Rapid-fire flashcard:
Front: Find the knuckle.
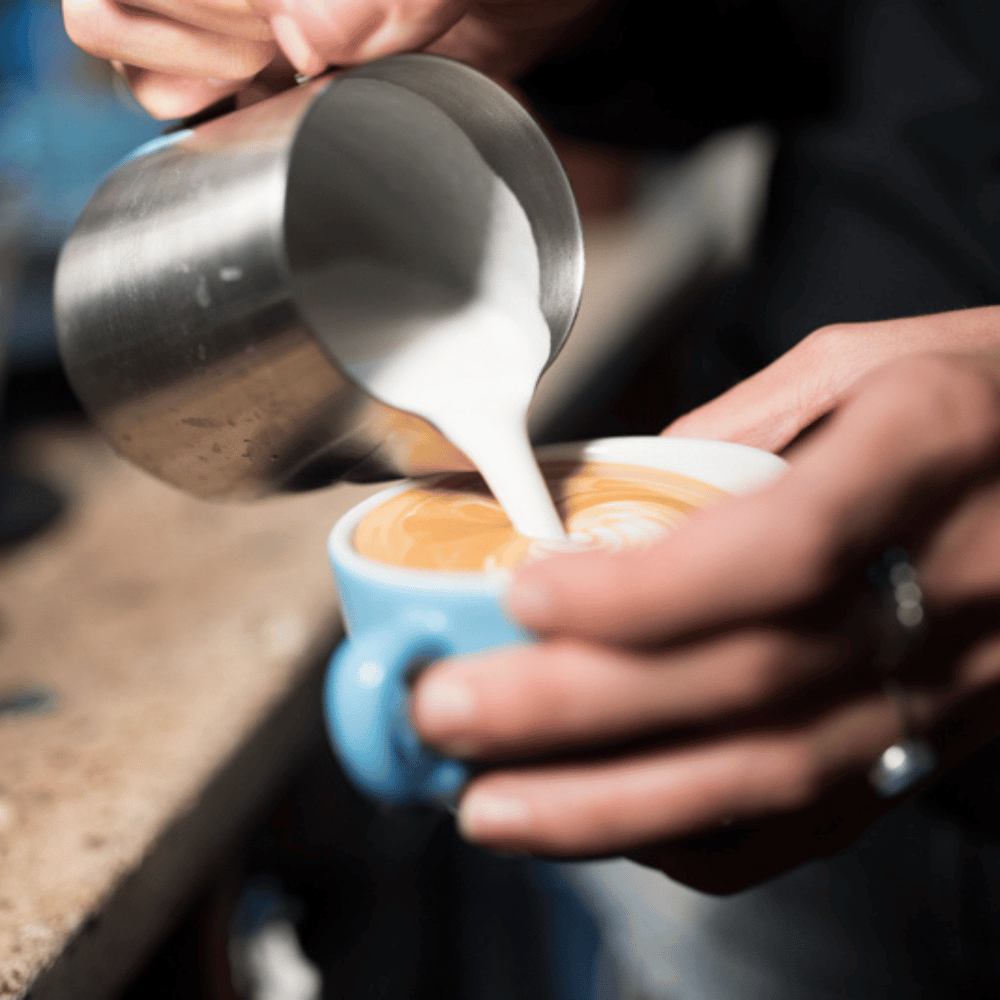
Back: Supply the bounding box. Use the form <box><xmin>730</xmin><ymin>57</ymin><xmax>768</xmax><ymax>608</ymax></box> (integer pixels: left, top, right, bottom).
<box><xmin>809</xmin><ymin>322</ymin><xmax>856</xmax><ymax>361</ymax></box>
<box><xmin>498</xmin><ymin>641</ymin><xmax>582</xmax><ymax>722</ymax></box>
<box><xmin>542</xmin><ymin>638</ymin><xmax>591</xmax><ymax>679</ymax></box>
<box><xmin>727</xmin><ymin>638</ymin><xmax>790</xmax><ymax>707</ymax></box>
<box><xmin>772</xmin><ymin>739</ymin><xmax>823</xmax><ymax>809</ymax></box>
<box><xmin>245</xmin><ymin>38</ymin><xmax>279</xmax><ymax>67</ymax></box>
<box><xmin>938</xmin><ymin>365</ymin><xmax>1000</xmax><ymax>456</ymax></box>
<box><xmin>877</xmin><ymin>355</ymin><xmax>1000</xmax><ymax>458</ymax></box>
<box><xmin>209</xmin><ymin>40</ymin><xmax>275</xmax><ymax>79</ymax></box>
<box><xmin>743</xmin><ymin>736</ymin><xmax>822</xmax><ymax>812</ymax></box>
<box><xmin>776</xmin><ymin>510</ymin><xmax>841</xmax><ymax>601</ymax></box>
<box><xmin>803</xmin><ymin>323</ymin><xmax>864</xmax><ymax>392</ymax></box>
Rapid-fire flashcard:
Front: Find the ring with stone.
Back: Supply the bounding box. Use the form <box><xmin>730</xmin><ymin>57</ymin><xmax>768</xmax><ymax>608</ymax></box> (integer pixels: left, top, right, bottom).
<box><xmin>866</xmin><ymin>548</ymin><xmax>938</xmax><ymax>798</ymax></box>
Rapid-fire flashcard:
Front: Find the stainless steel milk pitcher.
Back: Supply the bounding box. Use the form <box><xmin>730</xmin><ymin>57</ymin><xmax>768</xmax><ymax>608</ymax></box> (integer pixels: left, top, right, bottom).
<box><xmin>54</xmin><ymin>54</ymin><xmax>583</xmax><ymax>500</ymax></box>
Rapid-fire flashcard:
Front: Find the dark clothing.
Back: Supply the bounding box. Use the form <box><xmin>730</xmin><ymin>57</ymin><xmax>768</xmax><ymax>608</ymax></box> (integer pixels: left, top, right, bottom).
<box><xmin>523</xmin><ymin>0</ymin><xmax>1000</xmax><ymax>392</ymax></box>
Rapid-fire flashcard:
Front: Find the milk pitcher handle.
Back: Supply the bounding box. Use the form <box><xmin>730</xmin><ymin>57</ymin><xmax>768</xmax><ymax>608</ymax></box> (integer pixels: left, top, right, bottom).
<box><xmin>324</xmin><ymin>616</ymin><xmax>469</xmax><ymax>806</ymax></box>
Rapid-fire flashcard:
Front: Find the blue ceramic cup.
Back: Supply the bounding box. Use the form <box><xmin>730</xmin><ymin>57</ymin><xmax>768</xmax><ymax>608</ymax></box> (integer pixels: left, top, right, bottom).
<box><xmin>324</xmin><ymin>436</ymin><xmax>786</xmax><ymax>806</ymax></box>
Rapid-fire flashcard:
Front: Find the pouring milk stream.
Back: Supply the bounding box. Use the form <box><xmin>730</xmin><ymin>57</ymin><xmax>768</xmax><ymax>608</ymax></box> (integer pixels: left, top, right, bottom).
<box><xmin>330</xmin><ymin>171</ymin><xmax>567</xmax><ymax>542</ymax></box>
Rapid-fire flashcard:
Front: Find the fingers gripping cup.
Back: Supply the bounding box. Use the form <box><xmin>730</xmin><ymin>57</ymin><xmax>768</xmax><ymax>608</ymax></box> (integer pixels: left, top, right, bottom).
<box><xmin>326</xmin><ymin>514</ymin><xmax>520</xmax><ymax>807</ymax></box>
<box><xmin>324</xmin><ymin>436</ymin><xmax>786</xmax><ymax>806</ymax></box>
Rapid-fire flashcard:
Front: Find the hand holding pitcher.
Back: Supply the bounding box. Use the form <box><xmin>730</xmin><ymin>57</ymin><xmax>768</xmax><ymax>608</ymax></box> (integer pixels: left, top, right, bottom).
<box><xmin>62</xmin><ymin>0</ymin><xmax>601</xmax><ymax>118</ymax></box>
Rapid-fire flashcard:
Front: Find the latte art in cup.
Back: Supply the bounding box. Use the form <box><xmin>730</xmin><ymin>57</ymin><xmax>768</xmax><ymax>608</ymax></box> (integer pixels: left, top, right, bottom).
<box><xmin>353</xmin><ymin>460</ymin><xmax>728</xmax><ymax>572</ymax></box>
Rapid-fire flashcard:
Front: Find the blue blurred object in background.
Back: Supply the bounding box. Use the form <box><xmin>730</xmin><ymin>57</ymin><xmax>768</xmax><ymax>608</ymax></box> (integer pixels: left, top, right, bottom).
<box><xmin>0</xmin><ymin>0</ymin><xmax>166</xmax><ymax>368</ymax></box>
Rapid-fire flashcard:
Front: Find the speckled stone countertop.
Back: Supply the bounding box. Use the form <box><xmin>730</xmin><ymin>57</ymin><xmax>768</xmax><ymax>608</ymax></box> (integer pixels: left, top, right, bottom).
<box><xmin>0</xmin><ymin>426</ymin><xmax>379</xmax><ymax>1000</ymax></box>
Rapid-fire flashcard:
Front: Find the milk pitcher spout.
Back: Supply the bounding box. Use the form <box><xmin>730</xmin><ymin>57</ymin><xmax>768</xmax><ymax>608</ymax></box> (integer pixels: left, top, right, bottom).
<box><xmin>54</xmin><ymin>54</ymin><xmax>583</xmax><ymax>500</ymax></box>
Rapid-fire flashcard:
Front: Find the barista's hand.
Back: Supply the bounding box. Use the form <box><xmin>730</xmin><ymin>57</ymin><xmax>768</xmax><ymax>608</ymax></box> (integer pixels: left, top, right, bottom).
<box><xmin>63</xmin><ymin>0</ymin><xmax>598</xmax><ymax>118</ymax></box>
<box><xmin>412</xmin><ymin>315</ymin><xmax>1000</xmax><ymax>892</ymax></box>
<box><xmin>663</xmin><ymin>306</ymin><xmax>1000</xmax><ymax>453</ymax></box>
<box><xmin>62</xmin><ymin>0</ymin><xmax>280</xmax><ymax>118</ymax></box>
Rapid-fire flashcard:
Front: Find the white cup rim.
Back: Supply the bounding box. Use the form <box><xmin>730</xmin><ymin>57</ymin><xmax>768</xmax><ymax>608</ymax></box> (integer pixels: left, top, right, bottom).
<box><xmin>328</xmin><ymin>435</ymin><xmax>786</xmax><ymax>591</ymax></box>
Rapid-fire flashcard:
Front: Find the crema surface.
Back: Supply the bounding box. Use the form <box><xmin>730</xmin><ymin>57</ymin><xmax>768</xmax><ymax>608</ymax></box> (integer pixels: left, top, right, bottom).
<box><xmin>353</xmin><ymin>460</ymin><xmax>727</xmax><ymax>571</ymax></box>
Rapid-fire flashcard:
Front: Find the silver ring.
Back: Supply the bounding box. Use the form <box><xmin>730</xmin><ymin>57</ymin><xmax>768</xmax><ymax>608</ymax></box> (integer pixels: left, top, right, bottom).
<box><xmin>866</xmin><ymin>548</ymin><xmax>938</xmax><ymax>798</ymax></box>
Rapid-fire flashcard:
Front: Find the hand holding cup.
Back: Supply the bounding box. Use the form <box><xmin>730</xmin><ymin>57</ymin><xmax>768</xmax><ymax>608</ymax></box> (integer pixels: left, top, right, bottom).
<box><xmin>324</xmin><ymin>437</ymin><xmax>784</xmax><ymax>808</ymax></box>
<box><xmin>413</xmin><ymin>344</ymin><xmax>1000</xmax><ymax>892</ymax></box>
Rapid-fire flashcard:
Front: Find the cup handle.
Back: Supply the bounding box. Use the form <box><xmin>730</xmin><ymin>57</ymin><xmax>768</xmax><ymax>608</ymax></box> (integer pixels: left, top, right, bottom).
<box><xmin>324</xmin><ymin>614</ymin><xmax>470</xmax><ymax>806</ymax></box>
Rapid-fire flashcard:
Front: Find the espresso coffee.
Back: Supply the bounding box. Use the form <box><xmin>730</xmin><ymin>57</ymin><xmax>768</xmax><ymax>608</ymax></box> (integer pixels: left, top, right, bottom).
<box><xmin>353</xmin><ymin>460</ymin><xmax>727</xmax><ymax>572</ymax></box>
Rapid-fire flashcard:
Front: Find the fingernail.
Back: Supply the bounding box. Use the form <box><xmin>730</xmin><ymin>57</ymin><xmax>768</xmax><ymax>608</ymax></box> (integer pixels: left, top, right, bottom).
<box><xmin>416</xmin><ymin>675</ymin><xmax>476</xmax><ymax>729</ymax></box>
<box><xmin>506</xmin><ymin>577</ymin><xmax>552</xmax><ymax>623</ymax></box>
<box><xmin>458</xmin><ymin>791</ymin><xmax>531</xmax><ymax>840</ymax></box>
<box><xmin>269</xmin><ymin>14</ymin><xmax>325</xmax><ymax>77</ymax></box>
